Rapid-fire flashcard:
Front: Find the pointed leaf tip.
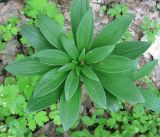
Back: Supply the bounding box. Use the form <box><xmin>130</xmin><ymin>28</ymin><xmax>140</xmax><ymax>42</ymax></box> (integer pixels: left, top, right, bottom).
<box><xmin>92</xmin><ymin>14</ymin><xmax>133</xmax><ymax>48</ymax></box>
<box><xmin>37</xmin><ymin>15</ymin><xmax>65</xmax><ymax>49</ymax></box>
<box><xmin>85</xmin><ymin>45</ymin><xmax>115</xmax><ymax>64</ymax></box>
<box><xmin>112</xmin><ymin>41</ymin><xmax>151</xmax><ymax>59</ymax></box>
<box><xmin>133</xmin><ymin>60</ymin><xmax>158</xmax><ymax>80</ymax></box>
<box><xmin>81</xmin><ymin>65</ymin><xmax>99</xmax><ymax>81</ymax></box>
<box><xmin>71</xmin><ymin>0</ymin><xmax>90</xmax><ymax>45</ymax></box>
<box><xmin>77</xmin><ymin>9</ymin><xmax>94</xmax><ymax>52</ymax></box>
<box><xmin>21</xmin><ymin>25</ymin><xmax>52</xmax><ymax>51</ymax></box>
<box><xmin>5</xmin><ymin>57</ymin><xmax>51</xmax><ymax>76</ymax></box>
<box><xmin>65</xmin><ymin>70</ymin><xmax>79</xmax><ymax>100</ymax></box>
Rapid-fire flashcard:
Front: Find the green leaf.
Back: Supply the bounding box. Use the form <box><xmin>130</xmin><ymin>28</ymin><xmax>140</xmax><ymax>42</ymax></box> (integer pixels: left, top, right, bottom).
<box><xmin>71</xmin><ymin>0</ymin><xmax>90</xmax><ymax>45</ymax></box>
<box><xmin>49</xmin><ymin>106</ymin><xmax>61</xmax><ymax>125</ymax></box>
<box><xmin>33</xmin><ymin>49</ymin><xmax>71</xmax><ymax>66</ymax></box>
<box><xmin>1</xmin><ymin>85</ymin><xmax>26</xmax><ymax>115</ymax></box>
<box><xmin>28</xmin><ymin>111</ymin><xmax>49</xmax><ymax>130</ymax></box>
<box><xmin>105</xmin><ymin>91</ymin><xmax>121</xmax><ymax>112</ymax></box>
<box><xmin>141</xmin><ymin>89</ymin><xmax>160</xmax><ymax>112</ymax></box>
<box><xmin>65</xmin><ymin>70</ymin><xmax>79</xmax><ymax>100</ymax></box>
<box><xmin>82</xmin><ymin>76</ymin><xmax>106</xmax><ymax>108</ymax></box>
<box><xmin>92</xmin><ymin>14</ymin><xmax>133</xmax><ymax>48</ymax></box>
<box><xmin>58</xmin><ymin>63</ymin><xmax>75</xmax><ymax>72</ymax></box>
<box><xmin>33</xmin><ymin>69</ymin><xmax>66</xmax><ymax>98</ymax></box>
<box><xmin>133</xmin><ymin>104</ymin><xmax>144</xmax><ymax>117</ymax></box>
<box><xmin>34</xmin><ymin>111</ymin><xmax>49</xmax><ymax>127</ymax></box>
<box><xmin>59</xmin><ymin>87</ymin><xmax>82</xmax><ymax>131</ymax></box>
<box><xmin>79</xmin><ymin>49</ymin><xmax>86</xmax><ymax>61</ymax></box>
<box><xmin>93</xmin><ymin>55</ymin><xmax>137</xmax><ymax>73</ymax></box>
<box><xmin>112</xmin><ymin>41</ymin><xmax>151</xmax><ymax>59</ymax></box>
<box><xmin>81</xmin><ymin>65</ymin><xmax>99</xmax><ymax>81</ymax></box>
<box><xmin>76</xmin><ymin>66</ymin><xmax>81</xmax><ymax>76</ymax></box>
<box><xmin>28</xmin><ymin>119</ymin><xmax>36</xmax><ymax>131</ymax></box>
<box><xmin>85</xmin><ymin>45</ymin><xmax>115</xmax><ymax>64</ymax></box>
<box><xmin>70</xmin><ymin>131</ymin><xmax>85</xmax><ymax>137</ymax></box>
<box><xmin>28</xmin><ymin>0</ymin><xmax>48</xmax><ymax>11</ymax></box>
<box><xmin>37</xmin><ymin>15</ymin><xmax>65</xmax><ymax>49</ymax></box>
<box><xmin>5</xmin><ymin>57</ymin><xmax>51</xmax><ymax>76</ymax></box>
<box><xmin>133</xmin><ymin>60</ymin><xmax>158</xmax><ymax>80</ymax></box>
<box><xmin>61</xmin><ymin>35</ymin><xmax>79</xmax><ymax>60</ymax></box>
<box><xmin>94</xmin><ymin>126</ymin><xmax>108</xmax><ymax>137</ymax></box>
<box><xmin>84</xmin><ymin>129</ymin><xmax>94</xmax><ymax>137</ymax></box>
<box><xmin>81</xmin><ymin>116</ymin><xmax>95</xmax><ymax>126</ymax></box>
<box><xmin>27</xmin><ymin>87</ymin><xmax>62</xmax><ymax>112</ymax></box>
<box><xmin>21</xmin><ymin>25</ymin><xmax>52</xmax><ymax>51</ymax></box>
<box><xmin>77</xmin><ymin>9</ymin><xmax>94</xmax><ymax>52</ymax></box>
<box><xmin>97</xmin><ymin>72</ymin><xmax>145</xmax><ymax>104</ymax></box>
<box><xmin>106</xmin><ymin>118</ymin><xmax>116</xmax><ymax>128</ymax></box>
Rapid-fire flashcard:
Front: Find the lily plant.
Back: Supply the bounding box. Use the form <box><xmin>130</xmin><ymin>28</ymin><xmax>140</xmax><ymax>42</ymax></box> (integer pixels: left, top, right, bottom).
<box><xmin>6</xmin><ymin>0</ymin><xmax>159</xmax><ymax>131</ymax></box>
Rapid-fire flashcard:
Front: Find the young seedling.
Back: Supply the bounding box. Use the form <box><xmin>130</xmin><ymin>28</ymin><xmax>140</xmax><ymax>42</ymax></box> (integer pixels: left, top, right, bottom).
<box><xmin>22</xmin><ymin>0</ymin><xmax>64</xmax><ymax>26</ymax></box>
<box><xmin>141</xmin><ymin>16</ymin><xmax>160</xmax><ymax>42</ymax></box>
<box><xmin>108</xmin><ymin>3</ymin><xmax>128</xmax><ymax>18</ymax></box>
<box><xmin>0</xmin><ymin>16</ymin><xmax>19</xmax><ymax>42</ymax></box>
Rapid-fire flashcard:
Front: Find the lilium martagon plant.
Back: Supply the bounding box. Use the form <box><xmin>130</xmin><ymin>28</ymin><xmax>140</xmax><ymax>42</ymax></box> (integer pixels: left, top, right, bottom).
<box><xmin>6</xmin><ymin>0</ymin><xmax>159</xmax><ymax>131</ymax></box>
